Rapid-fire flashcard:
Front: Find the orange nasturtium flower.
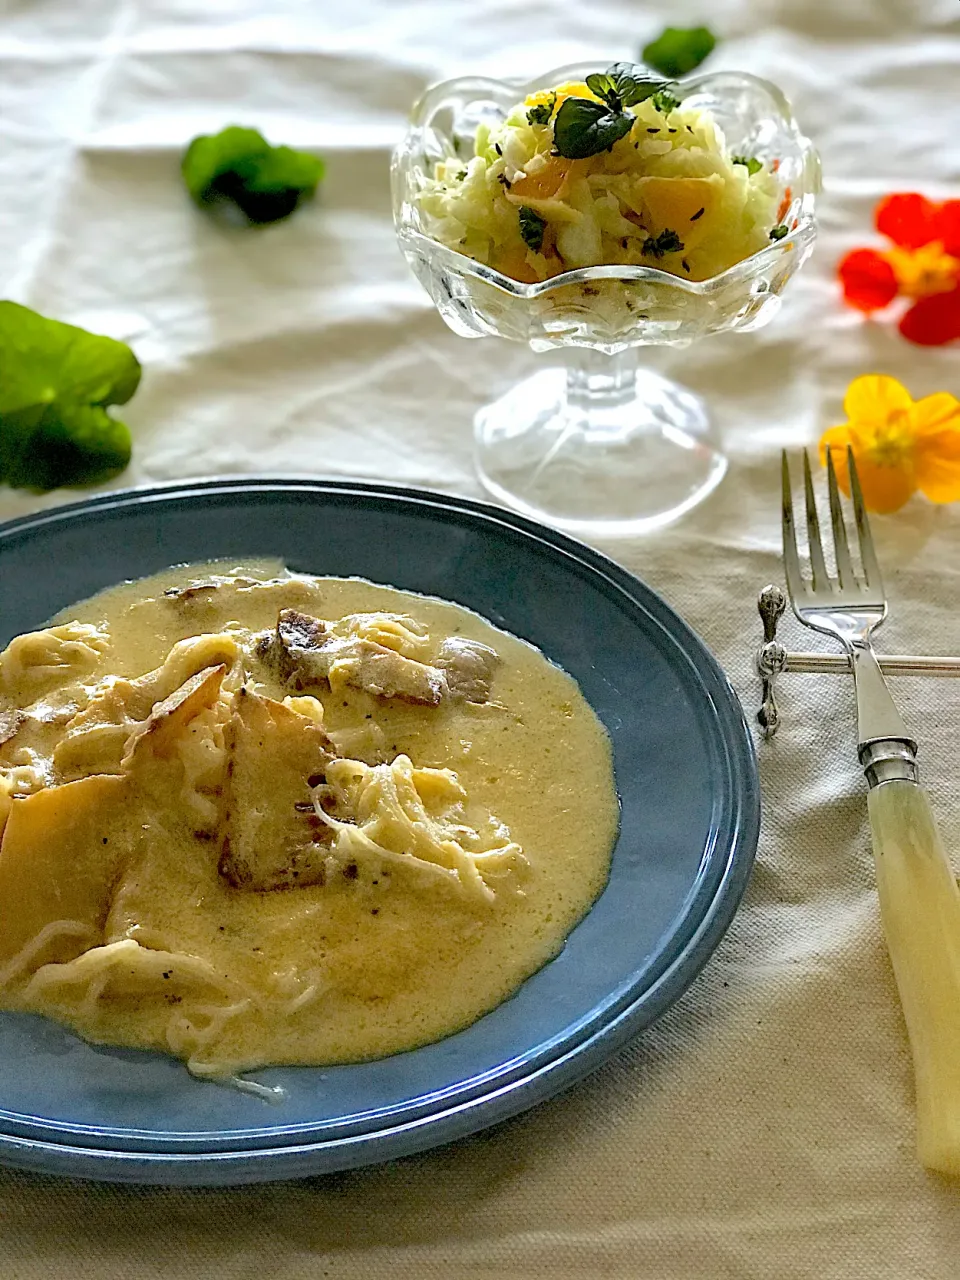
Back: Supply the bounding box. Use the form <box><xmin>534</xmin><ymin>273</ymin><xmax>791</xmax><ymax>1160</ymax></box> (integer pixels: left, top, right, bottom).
<box><xmin>819</xmin><ymin>375</ymin><xmax>960</xmax><ymax>514</ymax></box>
<box><xmin>838</xmin><ymin>193</ymin><xmax>960</xmax><ymax>346</ymax></box>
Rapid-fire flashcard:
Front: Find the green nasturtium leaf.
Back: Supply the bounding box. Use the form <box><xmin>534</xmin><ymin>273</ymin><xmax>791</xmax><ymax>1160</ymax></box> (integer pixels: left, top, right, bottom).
<box><xmin>181</xmin><ymin>125</ymin><xmax>326</xmax><ymax>225</ymax></box>
<box><xmin>642</xmin><ymin>26</ymin><xmax>717</xmax><ymax>78</ymax></box>
<box><xmin>0</xmin><ymin>301</ymin><xmax>139</xmax><ymax>491</ymax></box>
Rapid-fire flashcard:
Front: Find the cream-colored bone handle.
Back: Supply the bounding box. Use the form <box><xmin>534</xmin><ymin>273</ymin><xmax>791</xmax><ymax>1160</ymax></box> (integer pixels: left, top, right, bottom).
<box><xmin>868</xmin><ymin>780</ymin><xmax>960</xmax><ymax>1176</ymax></box>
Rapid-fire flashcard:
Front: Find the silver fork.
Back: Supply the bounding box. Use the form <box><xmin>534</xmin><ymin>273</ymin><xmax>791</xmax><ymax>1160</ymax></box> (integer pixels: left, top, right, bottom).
<box><xmin>782</xmin><ymin>446</ymin><xmax>960</xmax><ymax>1178</ymax></box>
<box><xmin>781</xmin><ymin>446</ymin><xmax>917</xmax><ymax>781</ymax></box>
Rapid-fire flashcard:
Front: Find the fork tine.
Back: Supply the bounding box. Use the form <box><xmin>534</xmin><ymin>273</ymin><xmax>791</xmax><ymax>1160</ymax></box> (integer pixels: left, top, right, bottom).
<box><xmin>802</xmin><ymin>449</ymin><xmax>832</xmax><ymax>592</ymax></box>
<box><xmin>825</xmin><ymin>446</ymin><xmax>856</xmax><ymax>589</ymax></box>
<box><xmin>781</xmin><ymin>451</ymin><xmax>805</xmax><ymax>602</ymax></box>
<box><xmin>847</xmin><ymin>446</ymin><xmax>884</xmax><ymax>592</ymax></box>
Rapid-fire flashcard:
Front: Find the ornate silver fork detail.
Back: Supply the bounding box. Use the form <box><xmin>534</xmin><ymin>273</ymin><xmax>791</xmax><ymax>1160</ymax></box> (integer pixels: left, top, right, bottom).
<box><xmin>782</xmin><ymin>446</ymin><xmax>960</xmax><ymax>1177</ymax></box>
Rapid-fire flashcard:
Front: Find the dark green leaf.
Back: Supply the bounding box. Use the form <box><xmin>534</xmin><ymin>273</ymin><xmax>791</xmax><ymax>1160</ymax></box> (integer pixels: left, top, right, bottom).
<box><xmin>769</xmin><ymin>224</ymin><xmax>789</xmax><ymax>241</ymax></box>
<box><xmin>585</xmin><ymin>72</ymin><xmax>619</xmax><ymax>107</ymax></box>
<box><xmin>2</xmin><ymin>404</ymin><xmax>132</xmax><ymax>490</ymax></box>
<box><xmin>643</xmin><ymin>228</ymin><xmax>684</xmax><ymax>258</ymax></box>
<box><xmin>518</xmin><ymin>206</ymin><xmax>547</xmax><ymax>252</ymax></box>
<box><xmin>181</xmin><ymin>126</ymin><xmax>266</xmax><ymax>198</ymax></box>
<box><xmin>604</xmin><ymin>62</ymin><xmax>666</xmax><ymax>108</ymax></box>
<box><xmin>181</xmin><ymin>125</ymin><xmax>325</xmax><ymax>225</ymax></box>
<box><xmin>642</xmin><ymin>25</ymin><xmax>717</xmax><ymax>78</ymax></box>
<box><xmin>0</xmin><ymin>301</ymin><xmax>138</xmax><ymax>491</ymax></box>
<box><xmin>733</xmin><ymin>155</ymin><xmax>763</xmax><ymax>175</ymax></box>
<box><xmin>651</xmin><ymin>89</ymin><xmax>682</xmax><ymax>114</ymax></box>
<box><xmin>553</xmin><ymin>98</ymin><xmax>635</xmax><ymax>159</ymax></box>
<box><xmin>239</xmin><ymin>145</ymin><xmax>325</xmax><ymax>193</ymax></box>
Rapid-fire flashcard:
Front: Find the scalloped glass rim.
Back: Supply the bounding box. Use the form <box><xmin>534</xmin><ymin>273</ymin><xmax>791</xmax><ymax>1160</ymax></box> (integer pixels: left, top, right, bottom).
<box><xmin>392</xmin><ymin>64</ymin><xmax>821</xmax><ymax>299</ymax></box>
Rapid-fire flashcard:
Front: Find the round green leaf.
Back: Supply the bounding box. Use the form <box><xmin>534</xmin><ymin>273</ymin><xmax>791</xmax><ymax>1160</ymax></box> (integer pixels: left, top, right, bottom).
<box><xmin>553</xmin><ymin>99</ymin><xmax>635</xmax><ymax>159</ymax></box>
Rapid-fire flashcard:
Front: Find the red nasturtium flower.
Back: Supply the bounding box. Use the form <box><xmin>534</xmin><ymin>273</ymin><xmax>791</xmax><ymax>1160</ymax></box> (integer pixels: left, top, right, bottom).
<box><xmin>838</xmin><ymin>193</ymin><xmax>960</xmax><ymax>346</ymax></box>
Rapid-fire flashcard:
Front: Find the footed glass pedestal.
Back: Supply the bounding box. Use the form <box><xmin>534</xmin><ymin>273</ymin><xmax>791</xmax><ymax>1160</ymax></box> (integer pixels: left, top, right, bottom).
<box><xmin>475</xmin><ymin>348</ymin><xmax>727</xmax><ymax>537</ymax></box>
<box><xmin>393</xmin><ymin>63</ymin><xmax>820</xmax><ymax>536</ymax></box>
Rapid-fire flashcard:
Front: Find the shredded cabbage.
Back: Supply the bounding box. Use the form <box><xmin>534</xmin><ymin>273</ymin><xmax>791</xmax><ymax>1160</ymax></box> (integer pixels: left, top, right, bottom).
<box><xmin>417</xmin><ymin>80</ymin><xmax>783</xmax><ymax>283</ymax></box>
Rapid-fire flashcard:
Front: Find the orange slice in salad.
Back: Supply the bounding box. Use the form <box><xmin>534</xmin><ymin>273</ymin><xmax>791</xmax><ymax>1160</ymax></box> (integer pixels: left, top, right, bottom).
<box><xmin>508</xmin><ymin>157</ymin><xmax>576</xmax><ymax>202</ymax></box>
<box><xmin>634</xmin><ymin>175</ymin><xmax>724</xmax><ymax>252</ymax></box>
<box><xmin>492</xmin><ymin>248</ymin><xmax>541</xmax><ymax>283</ymax></box>
<box><xmin>505</xmin><ymin>157</ymin><xmax>587</xmax><ymax>223</ymax></box>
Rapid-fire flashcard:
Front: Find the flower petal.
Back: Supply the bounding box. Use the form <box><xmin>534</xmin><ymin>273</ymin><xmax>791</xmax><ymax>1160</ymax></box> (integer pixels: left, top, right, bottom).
<box><xmin>911</xmin><ymin>391</ymin><xmax>960</xmax><ymax>439</ymax></box>
<box><xmin>875</xmin><ymin>193</ymin><xmax>940</xmax><ymax>248</ymax></box>
<box><xmin>936</xmin><ymin>200</ymin><xmax>960</xmax><ymax>258</ymax></box>
<box><xmin>818</xmin><ymin>421</ymin><xmax>915</xmax><ymax>513</ymax></box>
<box><xmin>843</xmin><ymin>374</ymin><xmax>913</xmax><ymax>429</ymax></box>
<box><xmin>886</xmin><ymin>243</ymin><xmax>960</xmax><ymax>299</ymax></box>
<box><xmin>838</xmin><ymin>248</ymin><xmax>898</xmax><ymax>311</ymax></box>
<box><xmin>911</xmin><ymin>393</ymin><xmax>960</xmax><ymax>504</ymax></box>
<box><xmin>846</xmin><ymin>451</ymin><xmax>916</xmax><ymax>514</ymax></box>
<box><xmin>898</xmin><ymin>288</ymin><xmax>960</xmax><ymax>346</ymax></box>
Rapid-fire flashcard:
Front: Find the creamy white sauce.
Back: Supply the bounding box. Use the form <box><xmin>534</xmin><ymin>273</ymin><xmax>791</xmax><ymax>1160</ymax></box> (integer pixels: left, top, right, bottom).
<box><xmin>0</xmin><ymin>562</ymin><xmax>618</xmax><ymax>1073</ymax></box>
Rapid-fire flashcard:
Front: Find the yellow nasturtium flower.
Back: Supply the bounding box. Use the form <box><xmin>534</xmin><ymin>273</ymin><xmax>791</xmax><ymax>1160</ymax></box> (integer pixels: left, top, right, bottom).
<box><xmin>819</xmin><ymin>375</ymin><xmax>960</xmax><ymax>514</ymax></box>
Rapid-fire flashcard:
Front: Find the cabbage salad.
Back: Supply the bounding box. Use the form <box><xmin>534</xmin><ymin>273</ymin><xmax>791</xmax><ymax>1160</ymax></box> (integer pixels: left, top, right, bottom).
<box><xmin>417</xmin><ymin>64</ymin><xmax>787</xmax><ymax>284</ymax></box>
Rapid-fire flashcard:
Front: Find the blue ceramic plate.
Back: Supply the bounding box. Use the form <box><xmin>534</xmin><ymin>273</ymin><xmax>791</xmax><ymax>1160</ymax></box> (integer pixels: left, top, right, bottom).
<box><xmin>0</xmin><ymin>480</ymin><xmax>759</xmax><ymax>1185</ymax></box>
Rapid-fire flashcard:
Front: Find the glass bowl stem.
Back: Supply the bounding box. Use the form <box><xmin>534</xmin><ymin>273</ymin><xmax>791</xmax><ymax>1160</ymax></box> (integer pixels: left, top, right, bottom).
<box><xmin>474</xmin><ymin>346</ymin><xmax>728</xmax><ymax>537</ymax></box>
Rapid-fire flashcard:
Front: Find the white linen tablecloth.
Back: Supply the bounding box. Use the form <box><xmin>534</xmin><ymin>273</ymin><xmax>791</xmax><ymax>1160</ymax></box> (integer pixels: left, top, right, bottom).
<box><xmin>2</xmin><ymin>1</ymin><xmax>960</xmax><ymax>1275</ymax></box>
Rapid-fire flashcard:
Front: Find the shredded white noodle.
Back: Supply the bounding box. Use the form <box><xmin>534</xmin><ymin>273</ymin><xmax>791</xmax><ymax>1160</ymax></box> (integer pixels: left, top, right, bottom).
<box><xmin>18</xmin><ymin>938</ymin><xmax>261</xmax><ymax>1078</ymax></box>
<box><xmin>314</xmin><ymin>754</ymin><xmax>527</xmax><ymax>906</ymax></box>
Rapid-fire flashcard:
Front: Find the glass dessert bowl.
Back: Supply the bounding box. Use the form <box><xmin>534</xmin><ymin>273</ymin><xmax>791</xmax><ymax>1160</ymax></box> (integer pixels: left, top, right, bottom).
<box><xmin>392</xmin><ymin>64</ymin><xmax>820</xmax><ymax>536</ymax></box>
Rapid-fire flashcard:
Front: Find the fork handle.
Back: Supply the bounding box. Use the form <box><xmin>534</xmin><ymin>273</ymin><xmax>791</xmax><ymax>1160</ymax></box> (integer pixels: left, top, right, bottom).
<box><xmin>868</xmin><ymin>778</ymin><xmax>960</xmax><ymax>1176</ymax></box>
